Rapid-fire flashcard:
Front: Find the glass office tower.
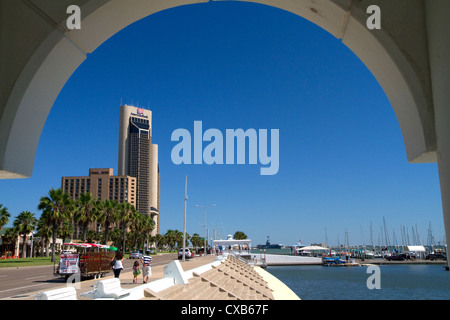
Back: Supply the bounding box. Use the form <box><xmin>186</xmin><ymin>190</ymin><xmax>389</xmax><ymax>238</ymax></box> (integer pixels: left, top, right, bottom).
<box><xmin>118</xmin><ymin>105</ymin><xmax>160</xmax><ymax>236</ymax></box>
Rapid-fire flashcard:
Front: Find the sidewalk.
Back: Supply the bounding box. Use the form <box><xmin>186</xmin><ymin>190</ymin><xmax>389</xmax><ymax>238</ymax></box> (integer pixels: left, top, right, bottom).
<box><xmin>23</xmin><ymin>255</ymin><xmax>217</xmax><ymax>300</ymax></box>
<box><xmin>116</xmin><ymin>255</ymin><xmax>217</xmax><ymax>291</ymax></box>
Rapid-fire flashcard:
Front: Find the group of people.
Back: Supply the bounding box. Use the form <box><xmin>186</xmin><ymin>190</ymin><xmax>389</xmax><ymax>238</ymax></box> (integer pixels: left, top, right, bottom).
<box><xmin>111</xmin><ymin>250</ymin><xmax>153</xmax><ymax>284</ymax></box>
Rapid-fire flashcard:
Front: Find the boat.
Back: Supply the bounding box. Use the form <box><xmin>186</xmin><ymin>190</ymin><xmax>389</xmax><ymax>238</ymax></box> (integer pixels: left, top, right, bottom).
<box><xmin>323</xmin><ymin>256</ymin><xmax>361</xmax><ymax>267</ymax></box>
<box><xmin>256</xmin><ymin>236</ymin><xmax>283</xmax><ymax>250</ymax></box>
<box><xmin>323</xmin><ymin>257</ymin><xmax>347</xmax><ymax>266</ymax></box>
<box><xmin>292</xmin><ymin>245</ymin><xmax>331</xmax><ymax>257</ymax></box>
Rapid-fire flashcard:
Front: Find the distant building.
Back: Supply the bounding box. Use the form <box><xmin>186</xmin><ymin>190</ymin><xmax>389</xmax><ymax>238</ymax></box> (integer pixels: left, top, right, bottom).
<box><xmin>118</xmin><ymin>105</ymin><xmax>160</xmax><ymax>236</ymax></box>
<box><xmin>61</xmin><ymin>168</ymin><xmax>136</xmax><ymax>238</ymax></box>
<box><xmin>62</xmin><ymin>168</ymin><xmax>136</xmax><ymax>205</ymax></box>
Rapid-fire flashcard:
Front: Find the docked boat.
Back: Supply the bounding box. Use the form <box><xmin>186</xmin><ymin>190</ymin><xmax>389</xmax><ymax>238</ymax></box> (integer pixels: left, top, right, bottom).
<box><xmin>256</xmin><ymin>236</ymin><xmax>283</xmax><ymax>250</ymax></box>
<box><xmin>291</xmin><ymin>245</ymin><xmax>331</xmax><ymax>257</ymax></box>
<box><xmin>323</xmin><ymin>256</ymin><xmax>361</xmax><ymax>267</ymax></box>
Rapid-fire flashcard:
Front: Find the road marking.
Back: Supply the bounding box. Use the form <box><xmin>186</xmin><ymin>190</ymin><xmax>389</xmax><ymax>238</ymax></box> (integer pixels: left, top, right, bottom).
<box><xmin>0</xmin><ymin>283</ymin><xmax>49</xmax><ymax>295</ymax></box>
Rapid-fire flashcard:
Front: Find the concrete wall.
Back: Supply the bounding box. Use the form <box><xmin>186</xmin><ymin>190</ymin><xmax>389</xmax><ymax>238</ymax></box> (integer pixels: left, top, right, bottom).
<box><xmin>252</xmin><ymin>253</ymin><xmax>323</xmax><ymax>265</ymax></box>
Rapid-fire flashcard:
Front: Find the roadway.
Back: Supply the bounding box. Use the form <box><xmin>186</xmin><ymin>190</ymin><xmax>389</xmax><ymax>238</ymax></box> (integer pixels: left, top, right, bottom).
<box><xmin>0</xmin><ymin>253</ymin><xmax>178</xmax><ymax>300</ymax></box>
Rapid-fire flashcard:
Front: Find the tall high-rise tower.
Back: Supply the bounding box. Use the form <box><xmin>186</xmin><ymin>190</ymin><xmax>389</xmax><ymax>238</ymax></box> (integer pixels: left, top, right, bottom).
<box><xmin>118</xmin><ymin>105</ymin><xmax>160</xmax><ymax>236</ymax></box>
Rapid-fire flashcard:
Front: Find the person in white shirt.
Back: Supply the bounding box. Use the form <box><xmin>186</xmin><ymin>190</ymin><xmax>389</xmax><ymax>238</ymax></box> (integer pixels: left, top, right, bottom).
<box><xmin>112</xmin><ymin>251</ymin><xmax>124</xmax><ymax>278</ymax></box>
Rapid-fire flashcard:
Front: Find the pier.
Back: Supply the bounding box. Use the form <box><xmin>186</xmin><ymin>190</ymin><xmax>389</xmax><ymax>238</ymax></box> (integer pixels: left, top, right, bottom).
<box><xmin>356</xmin><ymin>259</ymin><xmax>446</xmax><ymax>266</ymax></box>
<box><xmin>248</xmin><ymin>253</ymin><xmax>446</xmax><ymax>267</ymax></box>
<box><xmin>250</xmin><ymin>253</ymin><xmax>322</xmax><ymax>266</ymax></box>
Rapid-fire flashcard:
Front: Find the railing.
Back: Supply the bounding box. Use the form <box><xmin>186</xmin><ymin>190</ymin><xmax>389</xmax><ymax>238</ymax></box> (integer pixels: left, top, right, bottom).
<box><xmin>228</xmin><ymin>251</ymin><xmax>267</xmax><ymax>268</ymax></box>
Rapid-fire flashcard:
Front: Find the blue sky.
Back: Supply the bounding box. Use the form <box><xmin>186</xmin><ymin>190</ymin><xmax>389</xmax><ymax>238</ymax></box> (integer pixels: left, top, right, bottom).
<box><xmin>0</xmin><ymin>1</ymin><xmax>445</xmax><ymax>247</ymax></box>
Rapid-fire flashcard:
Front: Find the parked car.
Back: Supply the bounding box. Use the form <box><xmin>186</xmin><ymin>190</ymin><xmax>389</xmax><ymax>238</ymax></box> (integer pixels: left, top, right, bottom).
<box><xmin>129</xmin><ymin>250</ymin><xmax>143</xmax><ymax>259</ymax></box>
<box><xmin>178</xmin><ymin>248</ymin><xmax>193</xmax><ymax>259</ymax></box>
<box><xmin>386</xmin><ymin>255</ymin><xmax>405</xmax><ymax>261</ymax></box>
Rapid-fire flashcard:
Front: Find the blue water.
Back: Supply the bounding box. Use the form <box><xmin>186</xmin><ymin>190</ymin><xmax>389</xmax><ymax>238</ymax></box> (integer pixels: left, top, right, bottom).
<box><xmin>265</xmin><ymin>264</ymin><xmax>450</xmax><ymax>300</ymax></box>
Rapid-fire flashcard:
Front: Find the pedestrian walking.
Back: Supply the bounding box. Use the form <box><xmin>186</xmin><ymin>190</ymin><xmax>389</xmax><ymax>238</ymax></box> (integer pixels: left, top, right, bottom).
<box><xmin>132</xmin><ymin>260</ymin><xmax>141</xmax><ymax>283</ymax></box>
<box><xmin>112</xmin><ymin>251</ymin><xmax>124</xmax><ymax>278</ymax></box>
<box><xmin>140</xmin><ymin>251</ymin><xmax>153</xmax><ymax>283</ymax></box>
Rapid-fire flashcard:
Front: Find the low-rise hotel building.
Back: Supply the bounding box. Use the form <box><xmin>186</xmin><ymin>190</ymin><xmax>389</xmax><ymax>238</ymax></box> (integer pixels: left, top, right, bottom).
<box><xmin>61</xmin><ymin>168</ymin><xmax>136</xmax><ymax>238</ymax></box>
<box><xmin>61</xmin><ymin>168</ymin><xmax>136</xmax><ymax>205</ymax></box>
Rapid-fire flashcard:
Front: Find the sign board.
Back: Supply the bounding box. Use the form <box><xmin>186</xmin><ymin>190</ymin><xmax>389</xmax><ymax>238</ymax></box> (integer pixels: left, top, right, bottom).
<box><xmin>59</xmin><ymin>254</ymin><xmax>79</xmax><ymax>274</ymax></box>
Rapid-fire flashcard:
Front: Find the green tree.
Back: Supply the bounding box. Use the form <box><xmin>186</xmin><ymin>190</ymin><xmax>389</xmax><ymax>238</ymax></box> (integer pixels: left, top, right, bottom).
<box><xmin>164</xmin><ymin>229</ymin><xmax>178</xmax><ymax>251</ymax></box>
<box><xmin>36</xmin><ymin>217</ymin><xmax>52</xmax><ymax>257</ymax></box>
<box><xmin>128</xmin><ymin>213</ymin><xmax>143</xmax><ymax>250</ymax></box>
<box><xmin>108</xmin><ymin>227</ymin><xmax>123</xmax><ymax>248</ymax></box>
<box><xmin>98</xmin><ymin>200</ymin><xmax>119</xmax><ymax>244</ymax></box>
<box><xmin>118</xmin><ymin>201</ymin><xmax>138</xmax><ymax>252</ymax></box>
<box><xmin>86</xmin><ymin>229</ymin><xmax>100</xmax><ymax>243</ymax></box>
<box><xmin>74</xmin><ymin>192</ymin><xmax>98</xmax><ymax>242</ymax></box>
<box><xmin>154</xmin><ymin>234</ymin><xmax>165</xmax><ymax>251</ymax></box>
<box><xmin>2</xmin><ymin>228</ymin><xmax>18</xmax><ymax>256</ymax></box>
<box><xmin>0</xmin><ymin>204</ymin><xmax>10</xmax><ymax>231</ymax></box>
<box><xmin>233</xmin><ymin>231</ymin><xmax>247</xmax><ymax>240</ymax></box>
<box><xmin>59</xmin><ymin>218</ymin><xmax>74</xmax><ymax>243</ymax></box>
<box><xmin>191</xmin><ymin>233</ymin><xmax>203</xmax><ymax>249</ymax></box>
<box><xmin>13</xmin><ymin>211</ymin><xmax>37</xmax><ymax>258</ymax></box>
<box><xmin>38</xmin><ymin>188</ymin><xmax>72</xmax><ymax>262</ymax></box>
<box><xmin>140</xmin><ymin>214</ymin><xmax>155</xmax><ymax>252</ymax></box>
<box><xmin>163</xmin><ymin>229</ymin><xmax>184</xmax><ymax>250</ymax></box>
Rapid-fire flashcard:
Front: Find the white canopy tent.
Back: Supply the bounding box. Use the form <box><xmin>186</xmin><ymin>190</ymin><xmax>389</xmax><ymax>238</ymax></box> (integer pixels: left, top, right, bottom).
<box><xmin>212</xmin><ymin>235</ymin><xmax>251</xmax><ymax>254</ymax></box>
<box><xmin>405</xmin><ymin>245</ymin><xmax>427</xmax><ymax>259</ymax></box>
<box><xmin>405</xmin><ymin>245</ymin><xmax>426</xmax><ymax>252</ymax></box>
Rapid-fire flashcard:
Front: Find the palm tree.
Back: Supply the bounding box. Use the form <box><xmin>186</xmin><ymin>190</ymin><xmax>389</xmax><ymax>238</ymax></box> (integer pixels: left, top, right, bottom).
<box><xmin>36</xmin><ymin>217</ymin><xmax>52</xmax><ymax>257</ymax></box>
<box><xmin>98</xmin><ymin>200</ymin><xmax>119</xmax><ymax>244</ymax></box>
<box><xmin>74</xmin><ymin>192</ymin><xmax>98</xmax><ymax>242</ymax></box>
<box><xmin>109</xmin><ymin>227</ymin><xmax>122</xmax><ymax>248</ymax></box>
<box><xmin>191</xmin><ymin>233</ymin><xmax>203</xmax><ymax>250</ymax></box>
<box><xmin>165</xmin><ymin>229</ymin><xmax>183</xmax><ymax>251</ymax></box>
<box><xmin>154</xmin><ymin>234</ymin><xmax>165</xmax><ymax>251</ymax></box>
<box><xmin>37</xmin><ymin>188</ymin><xmax>72</xmax><ymax>262</ymax></box>
<box><xmin>0</xmin><ymin>204</ymin><xmax>10</xmax><ymax>231</ymax></box>
<box><xmin>86</xmin><ymin>230</ymin><xmax>100</xmax><ymax>243</ymax></box>
<box><xmin>140</xmin><ymin>214</ymin><xmax>155</xmax><ymax>252</ymax></box>
<box><xmin>175</xmin><ymin>230</ymin><xmax>184</xmax><ymax>249</ymax></box>
<box><xmin>2</xmin><ymin>228</ymin><xmax>18</xmax><ymax>257</ymax></box>
<box><xmin>118</xmin><ymin>202</ymin><xmax>138</xmax><ymax>252</ymax></box>
<box><xmin>59</xmin><ymin>219</ymin><xmax>74</xmax><ymax>243</ymax></box>
<box><xmin>13</xmin><ymin>211</ymin><xmax>37</xmax><ymax>258</ymax></box>
<box><xmin>128</xmin><ymin>213</ymin><xmax>144</xmax><ymax>250</ymax></box>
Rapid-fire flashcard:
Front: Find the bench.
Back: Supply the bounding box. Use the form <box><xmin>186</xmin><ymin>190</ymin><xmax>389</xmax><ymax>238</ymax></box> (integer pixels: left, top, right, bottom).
<box><xmin>81</xmin><ymin>278</ymin><xmax>131</xmax><ymax>299</ymax></box>
<box><xmin>35</xmin><ymin>286</ymin><xmax>77</xmax><ymax>300</ymax></box>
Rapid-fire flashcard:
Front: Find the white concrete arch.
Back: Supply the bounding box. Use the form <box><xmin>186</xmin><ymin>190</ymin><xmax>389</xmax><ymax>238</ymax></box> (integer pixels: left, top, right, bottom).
<box><xmin>3</xmin><ymin>0</ymin><xmax>450</xmax><ymax>267</ymax></box>
<box><xmin>0</xmin><ymin>0</ymin><xmax>436</xmax><ymax>180</ymax></box>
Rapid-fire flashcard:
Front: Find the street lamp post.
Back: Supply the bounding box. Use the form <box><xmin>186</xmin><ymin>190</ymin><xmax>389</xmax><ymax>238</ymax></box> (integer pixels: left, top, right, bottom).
<box><xmin>194</xmin><ymin>204</ymin><xmax>216</xmax><ymax>256</ymax></box>
<box><xmin>183</xmin><ymin>176</ymin><xmax>187</xmax><ymax>262</ymax></box>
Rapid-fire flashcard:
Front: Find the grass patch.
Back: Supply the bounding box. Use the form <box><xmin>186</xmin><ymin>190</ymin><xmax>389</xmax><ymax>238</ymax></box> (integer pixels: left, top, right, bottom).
<box><xmin>0</xmin><ymin>257</ymin><xmax>56</xmax><ymax>268</ymax></box>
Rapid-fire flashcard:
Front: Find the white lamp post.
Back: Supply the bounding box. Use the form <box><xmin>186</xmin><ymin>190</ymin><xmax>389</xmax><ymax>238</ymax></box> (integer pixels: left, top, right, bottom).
<box><xmin>194</xmin><ymin>204</ymin><xmax>216</xmax><ymax>255</ymax></box>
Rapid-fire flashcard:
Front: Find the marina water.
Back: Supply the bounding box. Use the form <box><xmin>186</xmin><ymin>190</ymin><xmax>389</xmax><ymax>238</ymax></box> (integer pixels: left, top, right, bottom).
<box><xmin>265</xmin><ymin>264</ymin><xmax>450</xmax><ymax>300</ymax></box>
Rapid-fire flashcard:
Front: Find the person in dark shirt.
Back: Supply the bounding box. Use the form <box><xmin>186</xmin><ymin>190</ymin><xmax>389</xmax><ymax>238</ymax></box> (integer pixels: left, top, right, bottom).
<box><xmin>140</xmin><ymin>251</ymin><xmax>153</xmax><ymax>283</ymax></box>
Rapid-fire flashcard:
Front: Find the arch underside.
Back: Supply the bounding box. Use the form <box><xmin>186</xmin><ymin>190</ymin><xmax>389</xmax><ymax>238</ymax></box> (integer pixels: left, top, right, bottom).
<box><xmin>0</xmin><ymin>0</ymin><xmax>436</xmax><ymax>178</ymax></box>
